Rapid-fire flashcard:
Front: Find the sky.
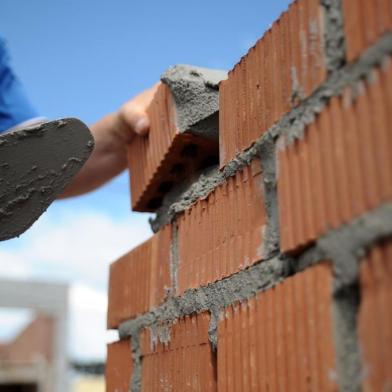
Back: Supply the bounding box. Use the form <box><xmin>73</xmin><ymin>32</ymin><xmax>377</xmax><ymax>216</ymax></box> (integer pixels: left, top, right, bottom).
<box><xmin>0</xmin><ymin>0</ymin><xmax>291</xmax><ymax>361</ymax></box>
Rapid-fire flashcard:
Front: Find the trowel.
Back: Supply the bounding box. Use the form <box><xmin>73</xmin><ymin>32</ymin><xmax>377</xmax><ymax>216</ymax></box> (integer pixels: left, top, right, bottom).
<box><xmin>0</xmin><ymin>118</ymin><xmax>94</xmax><ymax>241</ymax></box>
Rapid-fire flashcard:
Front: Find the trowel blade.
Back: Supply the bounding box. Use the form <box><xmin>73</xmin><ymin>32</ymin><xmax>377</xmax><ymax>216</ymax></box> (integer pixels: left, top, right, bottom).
<box><xmin>0</xmin><ymin>118</ymin><xmax>94</xmax><ymax>241</ymax></box>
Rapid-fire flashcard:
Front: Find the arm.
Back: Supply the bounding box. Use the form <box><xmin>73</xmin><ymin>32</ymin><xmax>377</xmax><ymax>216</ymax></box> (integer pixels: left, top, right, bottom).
<box><xmin>59</xmin><ymin>84</ymin><xmax>158</xmax><ymax>198</ymax></box>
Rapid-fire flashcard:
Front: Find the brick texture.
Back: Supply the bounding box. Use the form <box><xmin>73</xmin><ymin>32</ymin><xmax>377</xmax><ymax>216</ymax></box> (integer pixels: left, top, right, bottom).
<box><xmin>177</xmin><ymin>160</ymin><xmax>266</xmax><ymax>294</ymax></box>
<box><xmin>140</xmin><ymin>313</ymin><xmax>216</xmax><ymax>391</ymax></box>
<box><xmin>342</xmin><ymin>0</ymin><xmax>392</xmax><ymax>62</ymax></box>
<box><xmin>218</xmin><ymin>263</ymin><xmax>336</xmax><ymax>391</ymax></box>
<box><xmin>128</xmin><ymin>82</ymin><xmax>219</xmax><ymax>212</ymax></box>
<box><xmin>359</xmin><ymin>239</ymin><xmax>392</xmax><ymax>391</ymax></box>
<box><xmin>219</xmin><ymin>0</ymin><xmax>326</xmax><ymax>167</ymax></box>
<box><xmin>106</xmin><ymin>340</ymin><xmax>133</xmax><ymax>392</ymax></box>
<box><xmin>107</xmin><ymin>225</ymin><xmax>172</xmax><ymax>328</ymax></box>
<box><xmin>278</xmin><ymin>58</ymin><xmax>392</xmax><ymax>253</ymax></box>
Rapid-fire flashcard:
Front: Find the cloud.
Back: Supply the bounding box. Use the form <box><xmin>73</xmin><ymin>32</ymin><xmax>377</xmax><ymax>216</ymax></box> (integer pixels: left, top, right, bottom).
<box><xmin>0</xmin><ymin>250</ymin><xmax>32</xmax><ymax>279</ymax></box>
<box><xmin>1</xmin><ymin>209</ymin><xmax>152</xmax><ymax>288</ymax></box>
<box><xmin>69</xmin><ymin>283</ymin><xmax>118</xmax><ymax>360</ymax></box>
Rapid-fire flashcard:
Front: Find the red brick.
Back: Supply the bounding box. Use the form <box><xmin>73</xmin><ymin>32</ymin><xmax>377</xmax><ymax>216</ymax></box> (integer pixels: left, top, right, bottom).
<box><xmin>177</xmin><ymin>160</ymin><xmax>266</xmax><ymax>295</ymax></box>
<box><xmin>219</xmin><ymin>0</ymin><xmax>326</xmax><ymax>167</ymax></box>
<box><xmin>278</xmin><ymin>58</ymin><xmax>392</xmax><ymax>253</ymax></box>
<box><xmin>106</xmin><ymin>339</ymin><xmax>133</xmax><ymax>392</ymax></box>
<box><xmin>107</xmin><ymin>225</ymin><xmax>172</xmax><ymax>328</ymax></box>
<box><xmin>128</xmin><ymin>65</ymin><xmax>226</xmax><ymax>212</ymax></box>
<box><xmin>342</xmin><ymin>0</ymin><xmax>392</xmax><ymax>62</ymax></box>
<box><xmin>140</xmin><ymin>313</ymin><xmax>216</xmax><ymax>391</ymax></box>
<box><xmin>218</xmin><ymin>263</ymin><xmax>337</xmax><ymax>391</ymax></box>
<box><xmin>358</xmin><ymin>239</ymin><xmax>392</xmax><ymax>391</ymax></box>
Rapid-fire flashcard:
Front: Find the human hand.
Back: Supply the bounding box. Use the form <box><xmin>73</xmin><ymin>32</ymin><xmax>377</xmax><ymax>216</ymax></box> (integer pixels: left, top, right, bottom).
<box><xmin>59</xmin><ymin>84</ymin><xmax>158</xmax><ymax>198</ymax></box>
<box><xmin>115</xmin><ymin>83</ymin><xmax>159</xmax><ymax>143</ymax></box>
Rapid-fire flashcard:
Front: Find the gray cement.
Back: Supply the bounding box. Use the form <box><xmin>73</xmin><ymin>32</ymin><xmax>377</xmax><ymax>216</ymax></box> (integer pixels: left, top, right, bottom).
<box><xmin>296</xmin><ymin>203</ymin><xmax>392</xmax><ymax>291</ymax></box>
<box><xmin>332</xmin><ymin>285</ymin><xmax>362</xmax><ymax>392</ymax></box>
<box><xmin>161</xmin><ymin>64</ymin><xmax>227</xmax><ymax>139</ymax></box>
<box><xmin>169</xmin><ymin>222</ymin><xmax>179</xmax><ymax>294</ymax></box>
<box><xmin>321</xmin><ymin>0</ymin><xmax>347</xmax><ymax>72</ymax></box>
<box><xmin>130</xmin><ymin>335</ymin><xmax>141</xmax><ymax>392</ymax></box>
<box><xmin>258</xmin><ymin>135</ymin><xmax>280</xmax><ymax>259</ymax></box>
<box><xmin>119</xmin><ymin>255</ymin><xmax>292</xmax><ymax>340</ymax></box>
<box><xmin>149</xmin><ymin>165</ymin><xmax>224</xmax><ymax>232</ymax></box>
<box><xmin>0</xmin><ymin>118</ymin><xmax>93</xmax><ymax>241</ymax></box>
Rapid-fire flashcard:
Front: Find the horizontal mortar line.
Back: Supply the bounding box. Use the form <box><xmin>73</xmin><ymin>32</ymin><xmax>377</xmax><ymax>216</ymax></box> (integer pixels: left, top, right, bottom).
<box><xmin>119</xmin><ymin>202</ymin><xmax>392</xmax><ymax>339</ymax></box>
<box><xmin>118</xmin><ymin>254</ymin><xmax>291</xmax><ymax>339</ymax></box>
<box><xmin>279</xmin><ymin>32</ymin><xmax>392</xmax><ymax>144</ymax></box>
<box><xmin>296</xmin><ymin>202</ymin><xmax>392</xmax><ymax>292</ymax></box>
<box><xmin>152</xmin><ymin>32</ymin><xmax>392</xmax><ymax>232</ymax></box>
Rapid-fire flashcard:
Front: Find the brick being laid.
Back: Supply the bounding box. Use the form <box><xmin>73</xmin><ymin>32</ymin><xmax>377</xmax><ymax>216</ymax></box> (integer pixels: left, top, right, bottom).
<box><xmin>358</xmin><ymin>238</ymin><xmax>392</xmax><ymax>391</ymax></box>
<box><xmin>342</xmin><ymin>0</ymin><xmax>392</xmax><ymax>62</ymax></box>
<box><xmin>219</xmin><ymin>0</ymin><xmax>326</xmax><ymax>167</ymax></box>
<box><xmin>217</xmin><ymin>262</ymin><xmax>337</xmax><ymax>391</ymax></box>
<box><xmin>107</xmin><ymin>225</ymin><xmax>171</xmax><ymax>329</ymax></box>
<box><xmin>278</xmin><ymin>57</ymin><xmax>392</xmax><ymax>254</ymax></box>
<box><xmin>177</xmin><ymin>159</ymin><xmax>266</xmax><ymax>295</ymax></box>
<box><xmin>140</xmin><ymin>312</ymin><xmax>216</xmax><ymax>391</ymax></box>
<box><xmin>106</xmin><ymin>339</ymin><xmax>133</xmax><ymax>392</ymax></box>
<box><xmin>128</xmin><ymin>65</ymin><xmax>227</xmax><ymax>212</ymax></box>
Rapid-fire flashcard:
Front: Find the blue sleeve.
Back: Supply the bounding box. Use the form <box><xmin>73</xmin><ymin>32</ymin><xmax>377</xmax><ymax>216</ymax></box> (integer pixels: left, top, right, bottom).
<box><xmin>0</xmin><ymin>37</ymin><xmax>39</xmax><ymax>133</ymax></box>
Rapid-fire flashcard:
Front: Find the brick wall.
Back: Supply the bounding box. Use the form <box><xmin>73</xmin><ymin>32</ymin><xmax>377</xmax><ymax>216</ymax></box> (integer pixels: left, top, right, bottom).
<box><xmin>106</xmin><ymin>0</ymin><xmax>392</xmax><ymax>390</ymax></box>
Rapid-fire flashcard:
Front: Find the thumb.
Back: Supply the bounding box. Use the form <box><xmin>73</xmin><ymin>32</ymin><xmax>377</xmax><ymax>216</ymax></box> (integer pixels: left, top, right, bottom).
<box><xmin>118</xmin><ymin>84</ymin><xmax>159</xmax><ymax>140</ymax></box>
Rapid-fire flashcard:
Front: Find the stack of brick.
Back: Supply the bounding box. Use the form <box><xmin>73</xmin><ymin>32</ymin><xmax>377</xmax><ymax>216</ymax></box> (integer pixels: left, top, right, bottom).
<box><xmin>106</xmin><ymin>0</ymin><xmax>392</xmax><ymax>390</ymax></box>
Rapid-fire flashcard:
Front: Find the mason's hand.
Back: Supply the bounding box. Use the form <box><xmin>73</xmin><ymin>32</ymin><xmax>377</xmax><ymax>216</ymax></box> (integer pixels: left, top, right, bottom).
<box><xmin>60</xmin><ymin>84</ymin><xmax>159</xmax><ymax>198</ymax></box>
<box><xmin>116</xmin><ymin>84</ymin><xmax>159</xmax><ymax>142</ymax></box>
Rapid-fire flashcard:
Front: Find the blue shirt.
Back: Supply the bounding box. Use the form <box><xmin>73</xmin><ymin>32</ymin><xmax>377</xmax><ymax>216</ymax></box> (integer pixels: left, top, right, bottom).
<box><xmin>0</xmin><ymin>38</ymin><xmax>38</xmax><ymax>133</ymax></box>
